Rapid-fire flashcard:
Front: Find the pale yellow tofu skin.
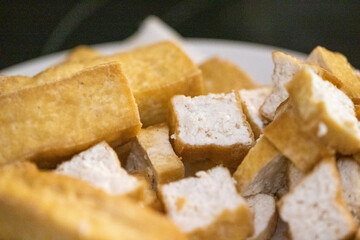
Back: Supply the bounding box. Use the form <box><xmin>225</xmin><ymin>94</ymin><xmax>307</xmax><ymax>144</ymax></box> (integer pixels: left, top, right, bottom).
<box><xmin>199</xmin><ymin>57</ymin><xmax>258</xmax><ymax>94</ymax></box>
<box><xmin>0</xmin><ymin>75</ymin><xmax>33</xmax><ymax>96</ymax></box>
<box><xmin>0</xmin><ymin>162</ymin><xmax>188</xmax><ymax>240</ymax></box>
<box><xmin>307</xmin><ymin>46</ymin><xmax>360</xmax><ymax>103</ymax></box>
<box><xmin>65</xmin><ymin>45</ymin><xmax>100</xmax><ymax>62</ymax></box>
<box><xmin>0</xmin><ymin>63</ymin><xmax>141</xmax><ymax>168</ymax></box>
<box><xmin>33</xmin><ymin>41</ymin><xmax>204</xmax><ymax>126</ymax></box>
<box><xmin>127</xmin><ymin>123</ymin><xmax>185</xmax><ymax>187</ymax></box>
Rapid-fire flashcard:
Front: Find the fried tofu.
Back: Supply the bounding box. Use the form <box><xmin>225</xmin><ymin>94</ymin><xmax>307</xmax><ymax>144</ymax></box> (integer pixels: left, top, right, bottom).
<box><xmin>260</xmin><ymin>51</ymin><xmax>304</xmax><ymax>120</ymax></box>
<box><xmin>238</xmin><ymin>87</ymin><xmax>271</xmax><ymax>138</ymax></box>
<box><xmin>56</xmin><ymin>141</ymin><xmax>146</xmax><ymax>201</ymax></box>
<box><xmin>0</xmin><ymin>63</ymin><xmax>141</xmax><ymax>168</ymax></box>
<box><xmin>0</xmin><ymin>162</ymin><xmax>187</xmax><ymax>240</ymax></box>
<box><xmin>233</xmin><ymin>136</ymin><xmax>287</xmax><ymax>197</ymax></box>
<box><xmin>126</xmin><ymin>123</ymin><xmax>184</xmax><ymax>189</ymax></box>
<box><xmin>169</xmin><ymin>92</ymin><xmax>254</xmax><ymax>171</ymax></box>
<box><xmin>160</xmin><ymin>166</ymin><xmax>254</xmax><ymax>240</ymax></box>
<box><xmin>263</xmin><ymin>103</ymin><xmax>334</xmax><ymax>172</ymax></box>
<box><xmin>33</xmin><ymin>41</ymin><xmax>204</xmax><ymax>126</ymax></box>
<box><xmin>199</xmin><ymin>57</ymin><xmax>258</xmax><ymax>94</ymax></box>
<box><xmin>286</xmin><ymin>67</ymin><xmax>360</xmax><ymax>154</ymax></box>
<box><xmin>278</xmin><ymin>158</ymin><xmax>356</xmax><ymax>240</ymax></box>
<box><xmin>307</xmin><ymin>46</ymin><xmax>360</xmax><ymax>105</ymax></box>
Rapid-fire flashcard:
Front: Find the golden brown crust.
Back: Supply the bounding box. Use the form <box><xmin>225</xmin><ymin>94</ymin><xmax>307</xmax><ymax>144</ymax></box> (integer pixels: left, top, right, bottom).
<box><xmin>286</xmin><ymin>67</ymin><xmax>360</xmax><ymax>155</ymax></box>
<box><xmin>0</xmin><ymin>75</ymin><xmax>33</xmax><ymax>96</ymax></box>
<box><xmin>65</xmin><ymin>45</ymin><xmax>99</xmax><ymax>62</ymax></box>
<box><xmin>200</xmin><ymin>57</ymin><xmax>258</xmax><ymax>94</ymax></box>
<box><xmin>0</xmin><ymin>63</ymin><xmax>141</xmax><ymax>168</ymax></box>
<box><xmin>187</xmin><ymin>205</ymin><xmax>254</xmax><ymax>240</ymax></box>
<box><xmin>233</xmin><ymin>137</ymin><xmax>286</xmax><ymax>196</ymax></box>
<box><xmin>307</xmin><ymin>46</ymin><xmax>360</xmax><ymax>117</ymax></box>
<box><xmin>34</xmin><ymin>41</ymin><xmax>204</xmax><ymax>127</ymax></box>
<box><xmin>126</xmin><ymin>123</ymin><xmax>184</xmax><ymax>189</ymax></box>
<box><xmin>0</xmin><ymin>162</ymin><xmax>187</xmax><ymax>240</ymax></box>
<box><xmin>263</xmin><ymin>103</ymin><xmax>334</xmax><ymax>172</ymax></box>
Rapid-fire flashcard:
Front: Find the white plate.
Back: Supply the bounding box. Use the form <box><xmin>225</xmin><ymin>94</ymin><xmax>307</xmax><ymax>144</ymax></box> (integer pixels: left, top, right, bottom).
<box><xmin>0</xmin><ymin>38</ymin><xmax>306</xmax><ymax>85</ymax></box>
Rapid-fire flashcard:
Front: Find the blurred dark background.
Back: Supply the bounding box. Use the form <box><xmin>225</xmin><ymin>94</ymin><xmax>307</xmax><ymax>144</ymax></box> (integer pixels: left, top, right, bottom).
<box><xmin>1</xmin><ymin>1</ymin><xmax>359</xmax><ymax>70</ymax></box>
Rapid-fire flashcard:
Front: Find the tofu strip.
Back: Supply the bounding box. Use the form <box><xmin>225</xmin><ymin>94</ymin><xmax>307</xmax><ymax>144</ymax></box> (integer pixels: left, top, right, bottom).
<box><xmin>0</xmin><ymin>63</ymin><xmax>141</xmax><ymax>168</ymax></box>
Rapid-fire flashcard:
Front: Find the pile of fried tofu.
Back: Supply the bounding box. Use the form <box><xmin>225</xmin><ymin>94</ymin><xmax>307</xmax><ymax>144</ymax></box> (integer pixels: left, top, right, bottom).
<box><xmin>1</xmin><ymin>41</ymin><xmax>360</xmax><ymax>240</ymax></box>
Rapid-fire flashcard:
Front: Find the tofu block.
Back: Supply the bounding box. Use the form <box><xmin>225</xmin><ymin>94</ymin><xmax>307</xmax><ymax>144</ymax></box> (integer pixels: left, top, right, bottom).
<box><xmin>239</xmin><ymin>87</ymin><xmax>272</xmax><ymax>138</ymax></box>
<box><xmin>160</xmin><ymin>166</ymin><xmax>254</xmax><ymax>240</ymax></box>
<box><xmin>0</xmin><ymin>63</ymin><xmax>141</xmax><ymax>168</ymax></box>
<box><xmin>199</xmin><ymin>57</ymin><xmax>258</xmax><ymax>94</ymax></box>
<box><xmin>278</xmin><ymin>158</ymin><xmax>356</xmax><ymax>240</ymax></box>
<box><xmin>0</xmin><ymin>162</ymin><xmax>187</xmax><ymax>240</ymax></box>
<box><xmin>306</xmin><ymin>46</ymin><xmax>360</xmax><ymax>106</ymax></box>
<box><xmin>263</xmin><ymin>103</ymin><xmax>334</xmax><ymax>172</ymax></box>
<box><xmin>126</xmin><ymin>123</ymin><xmax>184</xmax><ymax>189</ymax></box>
<box><xmin>169</xmin><ymin>92</ymin><xmax>254</xmax><ymax>171</ymax></box>
<box><xmin>246</xmin><ymin>194</ymin><xmax>277</xmax><ymax>240</ymax></box>
<box><xmin>56</xmin><ymin>142</ymin><xmax>145</xmax><ymax>201</ymax></box>
<box><xmin>261</xmin><ymin>51</ymin><xmax>303</xmax><ymax>120</ymax></box>
<box><xmin>233</xmin><ymin>136</ymin><xmax>287</xmax><ymax>197</ymax></box>
<box><xmin>34</xmin><ymin>41</ymin><xmax>204</xmax><ymax>126</ymax></box>
<box><xmin>260</xmin><ymin>50</ymin><xmax>342</xmax><ymax>121</ymax></box>
<box><xmin>287</xmin><ymin>67</ymin><xmax>360</xmax><ymax>154</ymax></box>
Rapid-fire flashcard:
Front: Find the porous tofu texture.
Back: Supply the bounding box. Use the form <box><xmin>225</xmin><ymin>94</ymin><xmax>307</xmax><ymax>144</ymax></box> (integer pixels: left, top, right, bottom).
<box><xmin>161</xmin><ymin>166</ymin><xmax>248</xmax><ymax>232</ymax></box>
<box><xmin>279</xmin><ymin>159</ymin><xmax>356</xmax><ymax>240</ymax></box>
<box><xmin>56</xmin><ymin>142</ymin><xmax>141</xmax><ymax>196</ymax></box>
<box><xmin>172</xmin><ymin>92</ymin><xmax>253</xmax><ymax>146</ymax></box>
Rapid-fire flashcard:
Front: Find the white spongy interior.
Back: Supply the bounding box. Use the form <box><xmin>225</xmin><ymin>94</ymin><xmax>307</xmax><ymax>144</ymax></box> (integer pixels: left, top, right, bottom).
<box><xmin>309</xmin><ymin>69</ymin><xmax>360</xmax><ymax>138</ymax></box>
<box><xmin>246</xmin><ymin>194</ymin><xmax>276</xmax><ymax>239</ymax></box>
<box><xmin>261</xmin><ymin>53</ymin><xmax>302</xmax><ymax>119</ymax></box>
<box><xmin>280</xmin><ymin>160</ymin><xmax>353</xmax><ymax>240</ymax></box>
<box><xmin>161</xmin><ymin>166</ymin><xmax>246</xmax><ymax>232</ymax></box>
<box><xmin>173</xmin><ymin>92</ymin><xmax>252</xmax><ymax>146</ymax></box>
<box><xmin>56</xmin><ymin>142</ymin><xmax>140</xmax><ymax>195</ymax></box>
<box><xmin>239</xmin><ymin>87</ymin><xmax>271</xmax><ymax>130</ymax></box>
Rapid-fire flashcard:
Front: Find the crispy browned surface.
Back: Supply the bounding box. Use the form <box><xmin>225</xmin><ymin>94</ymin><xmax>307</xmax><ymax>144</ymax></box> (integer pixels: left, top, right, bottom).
<box><xmin>263</xmin><ymin>104</ymin><xmax>334</xmax><ymax>172</ymax></box>
<box><xmin>200</xmin><ymin>57</ymin><xmax>258</xmax><ymax>94</ymax></box>
<box><xmin>286</xmin><ymin>67</ymin><xmax>360</xmax><ymax>155</ymax></box>
<box><xmin>133</xmin><ymin>123</ymin><xmax>184</xmax><ymax>185</ymax></box>
<box><xmin>307</xmin><ymin>46</ymin><xmax>360</xmax><ymax>108</ymax></box>
<box><xmin>0</xmin><ymin>75</ymin><xmax>33</xmax><ymax>96</ymax></box>
<box><xmin>233</xmin><ymin>137</ymin><xmax>286</xmax><ymax>196</ymax></box>
<box><xmin>0</xmin><ymin>162</ymin><xmax>187</xmax><ymax>240</ymax></box>
<box><xmin>187</xmin><ymin>206</ymin><xmax>253</xmax><ymax>240</ymax></box>
<box><xmin>0</xmin><ymin>63</ymin><xmax>141</xmax><ymax>168</ymax></box>
<box><xmin>32</xmin><ymin>41</ymin><xmax>204</xmax><ymax>127</ymax></box>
